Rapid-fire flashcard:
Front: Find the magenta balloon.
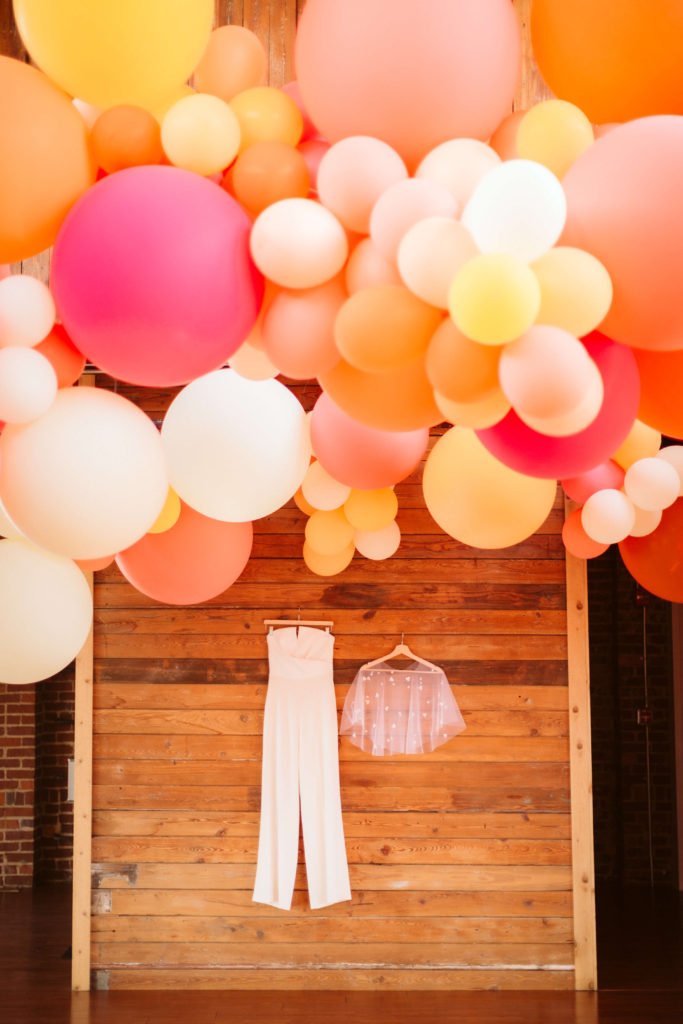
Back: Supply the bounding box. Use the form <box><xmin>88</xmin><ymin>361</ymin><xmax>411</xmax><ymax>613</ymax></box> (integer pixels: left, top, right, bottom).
<box><xmin>562</xmin><ymin>459</ymin><xmax>625</xmax><ymax>505</ymax></box>
<box><xmin>116</xmin><ymin>501</ymin><xmax>253</xmax><ymax>605</ymax></box>
<box><xmin>310</xmin><ymin>391</ymin><xmax>429</xmax><ymax>488</ymax></box>
<box><xmin>51</xmin><ymin>165</ymin><xmax>264</xmax><ymax>387</ymax></box>
<box><xmin>477</xmin><ymin>333</ymin><xmax>640</xmax><ymax>479</ymax></box>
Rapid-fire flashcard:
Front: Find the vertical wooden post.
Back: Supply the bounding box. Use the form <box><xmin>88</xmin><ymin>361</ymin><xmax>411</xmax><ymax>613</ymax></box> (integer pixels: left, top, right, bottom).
<box><xmin>71</xmin><ymin>375</ymin><xmax>95</xmax><ymax>991</ymax></box>
<box><xmin>564</xmin><ymin>499</ymin><xmax>598</xmax><ymax>990</ymax></box>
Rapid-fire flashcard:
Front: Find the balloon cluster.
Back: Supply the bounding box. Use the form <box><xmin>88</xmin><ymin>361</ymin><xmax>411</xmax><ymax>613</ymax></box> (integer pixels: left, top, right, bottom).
<box><xmin>2</xmin><ymin>0</ymin><xmax>683</xmax><ymax>684</ymax></box>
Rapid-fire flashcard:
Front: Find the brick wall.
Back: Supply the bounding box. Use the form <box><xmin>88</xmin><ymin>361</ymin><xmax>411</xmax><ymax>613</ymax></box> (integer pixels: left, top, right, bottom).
<box><xmin>0</xmin><ymin>684</ymin><xmax>36</xmax><ymax>889</ymax></box>
<box><xmin>34</xmin><ymin>668</ymin><xmax>75</xmax><ymax>884</ymax></box>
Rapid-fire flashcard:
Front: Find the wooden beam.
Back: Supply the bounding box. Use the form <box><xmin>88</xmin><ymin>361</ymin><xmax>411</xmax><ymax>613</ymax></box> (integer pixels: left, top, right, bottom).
<box><xmin>71</xmin><ymin>375</ymin><xmax>96</xmax><ymax>991</ymax></box>
<box><xmin>564</xmin><ymin>500</ymin><xmax>597</xmax><ymax>990</ymax></box>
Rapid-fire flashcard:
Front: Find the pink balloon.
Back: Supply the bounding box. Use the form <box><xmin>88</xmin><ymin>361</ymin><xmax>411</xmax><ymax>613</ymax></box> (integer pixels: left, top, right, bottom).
<box><xmin>297</xmin><ymin>139</ymin><xmax>330</xmax><ymax>196</ymax></box>
<box><xmin>477</xmin><ymin>333</ymin><xmax>640</xmax><ymax>479</ymax></box>
<box><xmin>562</xmin><ymin>460</ymin><xmax>625</xmax><ymax>504</ymax></box>
<box><xmin>310</xmin><ymin>391</ymin><xmax>429</xmax><ymax>488</ymax></box>
<box><xmin>51</xmin><ymin>165</ymin><xmax>264</xmax><ymax>386</ymax></box>
<box><xmin>116</xmin><ymin>501</ymin><xmax>253</xmax><ymax>605</ymax></box>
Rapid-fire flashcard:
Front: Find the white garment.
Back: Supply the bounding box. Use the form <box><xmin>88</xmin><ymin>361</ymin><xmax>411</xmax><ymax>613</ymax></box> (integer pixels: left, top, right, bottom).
<box><xmin>340</xmin><ymin>662</ymin><xmax>466</xmax><ymax>756</ymax></box>
<box><xmin>253</xmin><ymin>626</ymin><xmax>351</xmax><ymax>911</ymax></box>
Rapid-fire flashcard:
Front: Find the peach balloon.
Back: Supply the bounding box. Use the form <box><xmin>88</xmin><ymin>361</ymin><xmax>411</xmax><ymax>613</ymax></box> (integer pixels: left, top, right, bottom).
<box><xmin>516</xmin><ymin>100</ymin><xmax>594</xmax><ymax>179</ymax></box>
<box><xmin>302</xmin><ymin>461</ymin><xmax>351</xmax><ymax>512</ymax></box>
<box><xmin>344</xmin><ymin>488</ymin><xmax>398</xmax><ymax>532</ymax></box>
<box><xmin>293</xmin><ymin>488</ymin><xmax>317</xmax><ymax>517</ymax></box>
<box><xmin>398</xmin><ymin>218</ymin><xmax>478</xmax><ymax>310</ymax></box>
<box><xmin>426</xmin><ymin>318</ymin><xmax>501</xmax><ymax>405</ymax></box>
<box><xmin>320</xmin><ymin>355</ymin><xmax>442</xmax><ymax>433</ymax></box>
<box><xmin>657</xmin><ymin>447</ymin><xmax>683</xmax><ymax>496</ymax></box>
<box><xmin>91</xmin><ymin>105</ymin><xmax>163</xmax><ymax>173</ymax></box>
<box><xmin>261</xmin><ymin>276</ymin><xmax>346</xmax><ymax>379</ymax></box>
<box><xmin>193</xmin><ymin>25</ymin><xmax>267</xmax><ymax>103</ymax></box>
<box><xmin>562</xmin><ymin>508</ymin><xmax>609</xmax><ymax>559</ymax></box>
<box><xmin>230</xmin><ymin>87</ymin><xmax>304</xmax><ymax>151</ymax></box>
<box><xmin>434</xmin><ymin>388</ymin><xmax>511</xmax><ymax>430</ymax></box>
<box><xmin>369</xmin><ymin>178</ymin><xmax>458</xmax><ymax>262</ymax></box>
<box><xmin>354</xmin><ymin>520</ymin><xmax>401</xmax><ymax>560</ymax></box>
<box><xmin>345</xmin><ymin>239</ymin><xmax>403</xmax><ymax>294</ymax></box>
<box><xmin>416</xmin><ymin>139</ymin><xmax>501</xmax><ymax>207</ymax></box>
<box><xmin>250</xmin><ymin>199</ymin><xmax>348</xmax><ymax>289</ymax></box>
<box><xmin>623</xmin><ymin>458</ymin><xmax>680</xmax><ymax>513</ymax></box>
<box><xmin>297</xmin><ymin>139</ymin><xmax>330</xmax><ymax>196</ymax></box>
<box><xmin>489</xmin><ymin>110</ymin><xmax>525</xmax><ymax>161</ymax></box>
<box><xmin>228</xmin><ymin>341</ymin><xmax>278</xmax><ymax>381</ymax></box>
<box><xmin>75</xmin><ymin>554</ymin><xmax>115</xmax><ymax>572</ymax></box>
<box><xmin>305</xmin><ymin>508</ymin><xmax>354</xmax><ymax>556</ymax></box>
<box><xmin>316</xmin><ymin>136</ymin><xmax>408</xmax><ymax>234</ymax></box>
<box><xmin>629</xmin><ymin>506</ymin><xmax>663</xmax><ymax>538</ymax></box>
<box><xmin>231</xmin><ymin>141</ymin><xmax>310</xmax><ymax>216</ymax></box>
<box><xmin>334</xmin><ymin>285</ymin><xmax>443</xmax><ymax>374</ymax></box>
<box><xmin>303</xmin><ymin>539</ymin><xmax>355</xmax><ymax>577</ymax></box>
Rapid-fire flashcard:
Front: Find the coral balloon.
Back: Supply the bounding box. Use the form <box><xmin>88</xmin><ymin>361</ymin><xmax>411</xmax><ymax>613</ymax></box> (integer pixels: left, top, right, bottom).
<box><xmin>334</xmin><ymin>285</ymin><xmax>443</xmax><ymax>373</ymax></box>
<box><xmin>231</xmin><ymin>141</ymin><xmax>310</xmax><ymax>216</ymax></box>
<box><xmin>0</xmin><ymin>539</ymin><xmax>93</xmax><ymax>685</ymax></box>
<box><xmin>369</xmin><ymin>178</ymin><xmax>458</xmax><ymax>262</ymax></box>
<box><xmin>398</xmin><ymin>218</ymin><xmax>478</xmax><ymax>310</ymax></box>
<box><xmin>416</xmin><ymin>139</ymin><xmax>501</xmax><ymax>208</ymax></box>
<box><xmin>250</xmin><ymin>199</ymin><xmax>348</xmax><ymax>289</ymax></box>
<box><xmin>477</xmin><ymin>333</ymin><xmax>640</xmax><ymax>479</ymax></box>
<box><xmin>620</xmin><ymin>499</ymin><xmax>683</xmax><ymax>602</ymax></box>
<box><xmin>117</xmin><ymin>502</ymin><xmax>253</xmax><ymax>605</ymax></box>
<box><xmin>161</xmin><ymin>94</ymin><xmax>241</xmax><ymax>176</ymax></box>
<box><xmin>0</xmin><ymin>274</ymin><xmax>55</xmax><ymax>348</ymax></box>
<box><xmin>344</xmin><ymin>488</ymin><xmax>398</xmax><ymax>532</ymax></box>
<box><xmin>51</xmin><ymin>165</ymin><xmax>263</xmax><ymax>387</ymax></box>
<box><xmin>345</xmin><ymin>239</ymin><xmax>403</xmax><ymax>294</ymax></box>
<box><xmin>261</xmin><ymin>277</ymin><xmax>346</xmax><ymax>380</ymax></box>
<box><xmin>295</xmin><ymin>0</ymin><xmax>521</xmax><ymax>169</ymax></box>
<box><xmin>91</xmin><ymin>105</ymin><xmax>164</xmax><ymax>173</ymax></box>
<box><xmin>310</xmin><ymin>392</ymin><xmax>429</xmax><ymax>489</ymax></box>
<box><xmin>581</xmin><ymin>489</ymin><xmax>635</xmax><ymax>545</ymax></box>
<box><xmin>34</xmin><ymin>325</ymin><xmax>85</xmax><ymax>388</ymax></box>
<box><xmin>354</xmin><ymin>521</ymin><xmax>401</xmax><ymax>561</ymax></box>
<box><xmin>489</xmin><ymin>110</ymin><xmax>525</xmax><ymax>161</ymax></box>
<box><xmin>562</xmin><ymin>117</ymin><xmax>683</xmax><ymax>351</ymax></box>
<box><xmin>0</xmin><ymin>388</ymin><xmax>168</xmax><ymax>560</ymax></box>
<box><xmin>161</xmin><ymin>370</ymin><xmax>311</xmax><ymax>523</ymax></box>
<box><xmin>303</xmin><ymin>540</ymin><xmax>355</xmax><ymax>577</ymax></box>
<box><xmin>516</xmin><ymin>100</ymin><xmax>594</xmax><ymax>179</ymax></box>
<box><xmin>634</xmin><ymin>348</ymin><xmax>683</xmax><ymax>439</ymax></box>
<box><xmin>319</xmin><ymin>355</ymin><xmax>442</xmax><ymax>432</ymax></box>
<box><xmin>426</xmin><ymin>318</ymin><xmax>501</xmax><ymax>405</ymax></box>
<box><xmin>0</xmin><ymin>347</ymin><xmax>57</xmax><ymax>424</ymax></box>
<box><xmin>13</xmin><ymin>0</ymin><xmax>213</xmax><ymax>110</ymax></box>
<box><xmin>562</xmin><ymin>461</ymin><xmax>625</xmax><ymax>505</ymax></box>
<box><xmin>562</xmin><ymin>509</ymin><xmax>609</xmax><ymax>560</ymax></box>
<box><xmin>530</xmin><ymin>0</ymin><xmax>683</xmax><ymax>125</ymax></box>
<box><xmin>449</xmin><ymin>254</ymin><xmax>541</xmax><ymax>346</ymax></box>
<box><xmin>305</xmin><ymin>508</ymin><xmax>354</xmax><ymax>556</ymax></box>
<box><xmin>0</xmin><ymin>56</ymin><xmax>96</xmax><ymax>263</ymax></box>
<box><xmin>193</xmin><ymin>25</ymin><xmax>267</xmax><ymax>103</ymax></box>
<box><xmin>423</xmin><ymin>427</ymin><xmax>557</xmax><ymax>549</ymax></box>
<box><xmin>623</xmin><ymin>458</ymin><xmax>680</xmax><ymax>512</ymax></box>
<box><xmin>532</xmin><ymin>247</ymin><xmax>613</xmax><ymax>339</ymax></box>
<box><xmin>302</xmin><ymin>461</ymin><xmax>351</xmax><ymax>512</ymax></box>
<box><xmin>316</xmin><ymin>136</ymin><xmax>408</xmax><ymax>234</ymax></box>
<box><xmin>230</xmin><ymin>87</ymin><xmax>303</xmax><ymax>151</ymax></box>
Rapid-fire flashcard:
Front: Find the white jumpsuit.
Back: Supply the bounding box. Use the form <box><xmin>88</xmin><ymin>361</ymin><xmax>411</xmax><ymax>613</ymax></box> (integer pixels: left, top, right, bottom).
<box><xmin>252</xmin><ymin>626</ymin><xmax>351</xmax><ymax>911</ymax></box>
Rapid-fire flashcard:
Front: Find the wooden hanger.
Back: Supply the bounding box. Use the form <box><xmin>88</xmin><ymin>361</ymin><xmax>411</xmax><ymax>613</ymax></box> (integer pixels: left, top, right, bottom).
<box><xmin>264</xmin><ymin>610</ymin><xmax>333</xmax><ymax>633</ymax></box>
<box><xmin>361</xmin><ymin>634</ymin><xmax>439</xmax><ymax>672</ymax></box>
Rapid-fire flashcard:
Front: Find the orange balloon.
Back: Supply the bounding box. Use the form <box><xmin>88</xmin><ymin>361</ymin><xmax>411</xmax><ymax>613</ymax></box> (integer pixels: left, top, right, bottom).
<box><xmin>91</xmin><ymin>105</ymin><xmax>164</xmax><ymax>173</ymax></box>
<box><xmin>319</xmin><ymin>354</ymin><xmax>443</xmax><ymax>433</ymax></box>
<box><xmin>620</xmin><ymin>499</ymin><xmax>683</xmax><ymax>602</ymax></box>
<box><xmin>344</xmin><ymin>488</ymin><xmax>398</xmax><ymax>532</ymax></box>
<box><xmin>562</xmin><ymin>508</ymin><xmax>609</xmax><ymax>560</ymax></box>
<box><xmin>531</xmin><ymin>0</ymin><xmax>683</xmax><ymax>125</ymax></box>
<box><xmin>489</xmin><ymin>109</ymin><xmax>524</xmax><ymax>161</ymax></box>
<box><xmin>305</xmin><ymin>508</ymin><xmax>354</xmax><ymax>556</ymax></box>
<box><xmin>426</xmin><ymin>318</ymin><xmax>501</xmax><ymax>404</ymax></box>
<box><xmin>230</xmin><ymin>87</ymin><xmax>304</xmax><ymax>151</ymax></box>
<box><xmin>0</xmin><ymin>56</ymin><xmax>96</xmax><ymax>263</ymax></box>
<box><xmin>193</xmin><ymin>25</ymin><xmax>267</xmax><ymax>103</ymax></box>
<box><xmin>303</xmin><ymin>539</ymin><xmax>355</xmax><ymax>577</ymax></box>
<box><xmin>231</xmin><ymin>141</ymin><xmax>310</xmax><ymax>216</ymax></box>
<box><xmin>261</xmin><ymin>276</ymin><xmax>346</xmax><ymax>380</ymax></box>
<box><xmin>34</xmin><ymin>324</ymin><xmax>86</xmax><ymax>388</ymax></box>
<box><xmin>75</xmin><ymin>553</ymin><xmax>115</xmax><ymax>572</ymax></box>
<box><xmin>634</xmin><ymin>347</ymin><xmax>683</xmax><ymax>440</ymax></box>
<box><xmin>335</xmin><ymin>285</ymin><xmax>443</xmax><ymax>374</ymax></box>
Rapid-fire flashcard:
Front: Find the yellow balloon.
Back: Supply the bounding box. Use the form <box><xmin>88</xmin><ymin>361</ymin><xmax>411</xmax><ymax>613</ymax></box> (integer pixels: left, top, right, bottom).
<box><xmin>230</xmin><ymin>87</ymin><xmax>304</xmax><ymax>152</ymax></box>
<box><xmin>448</xmin><ymin>254</ymin><xmax>541</xmax><ymax>346</ymax></box>
<box><xmin>516</xmin><ymin>99</ymin><xmax>594</xmax><ymax>180</ymax></box>
<box><xmin>344</xmin><ymin>488</ymin><xmax>398</xmax><ymax>532</ymax></box>
<box><xmin>613</xmin><ymin>420</ymin><xmax>662</xmax><ymax>471</ymax></box>
<box><xmin>304</xmin><ymin>508</ymin><xmax>354</xmax><ymax>556</ymax></box>
<box><xmin>303</xmin><ymin>540</ymin><xmax>355</xmax><ymax>577</ymax></box>
<box><xmin>532</xmin><ymin>247</ymin><xmax>613</xmax><ymax>338</ymax></box>
<box><xmin>434</xmin><ymin>388</ymin><xmax>511</xmax><ymax>429</ymax></box>
<box><xmin>13</xmin><ymin>0</ymin><xmax>214</xmax><ymax>110</ymax></box>
<box><xmin>422</xmin><ymin>426</ymin><xmax>557</xmax><ymax>548</ymax></box>
<box><xmin>161</xmin><ymin>93</ymin><xmax>241</xmax><ymax>176</ymax></box>
<box><xmin>148</xmin><ymin>488</ymin><xmax>181</xmax><ymax>535</ymax></box>
<box><xmin>151</xmin><ymin>84</ymin><xmax>196</xmax><ymax>122</ymax></box>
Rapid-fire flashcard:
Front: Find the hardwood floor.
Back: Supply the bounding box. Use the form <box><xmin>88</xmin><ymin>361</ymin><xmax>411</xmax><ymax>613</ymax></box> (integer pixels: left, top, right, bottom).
<box><xmin>2</xmin><ymin>885</ymin><xmax>682</xmax><ymax>1024</ymax></box>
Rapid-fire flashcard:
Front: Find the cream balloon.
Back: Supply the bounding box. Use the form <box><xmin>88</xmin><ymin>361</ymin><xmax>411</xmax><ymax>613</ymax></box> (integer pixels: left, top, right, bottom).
<box><xmin>354</xmin><ymin>520</ymin><xmax>401</xmax><ymax>560</ymax></box>
<box><xmin>0</xmin><ymin>274</ymin><xmax>56</xmax><ymax>347</ymax></box>
<box><xmin>0</xmin><ymin>496</ymin><xmax>25</xmax><ymax>540</ymax></box>
<box><xmin>0</xmin><ymin>346</ymin><xmax>57</xmax><ymax>423</ymax></box>
<box><xmin>250</xmin><ymin>198</ymin><xmax>348</xmax><ymax>288</ymax></box>
<box><xmin>397</xmin><ymin>217</ymin><xmax>478</xmax><ymax>309</ymax></box>
<box><xmin>161</xmin><ymin>370</ymin><xmax>311</xmax><ymax>522</ymax></box>
<box><xmin>345</xmin><ymin>238</ymin><xmax>402</xmax><ymax>294</ymax></box>
<box><xmin>657</xmin><ymin>446</ymin><xmax>683</xmax><ymax>496</ymax></box>
<box><xmin>623</xmin><ymin>457</ymin><xmax>680</xmax><ymax>512</ymax></box>
<box><xmin>581</xmin><ymin>488</ymin><xmax>635</xmax><ymax>544</ymax></box>
<box><xmin>629</xmin><ymin>506</ymin><xmax>662</xmax><ymax>538</ymax></box>
<box><xmin>369</xmin><ymin>177</ymin><xmax>458</xmax><ymax>262</ymax></box>
<box><xmin>302</xmin><ymin>460</ymin><xmax>352</xmax><ymax>511</ymax></box>
<box><xmin>416</xmin><ymin>138</ymin><xmax>501</xmax><ymax>207</ymax></box>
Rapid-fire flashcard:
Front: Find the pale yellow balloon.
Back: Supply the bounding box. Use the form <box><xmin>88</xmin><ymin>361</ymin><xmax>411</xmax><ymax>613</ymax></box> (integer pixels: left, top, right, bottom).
<box><xmin>147</xmin><ymin>488</ymin><xmax>181</xmax><ymax>534</ymax></box>
<box><xmin>434</xmin><ymin>388</ymin><xmax>511</xmax><ymax>429</ymax></box>
<box><xmin>613</xmin><ymin>420</ymin><xmax>662</xmax><ymax>471</ymax></box>
<box><xmin>343</xmin><ymin>488</ymin><xmax>398</xmax><ymax>532</ymax></box>
<box><xmin>161</xmin><ymin>93</ymin><xmax>241</xmax><ymax>176</ymax></box>
<box><xmin>422</xmin><ymin>426</ymin><xmax>557</xmax><ymax>549</ymax></box>
<box><xmin>516</xmin><ymin>99</ymin><xmax>594</xmax><ymax>179</ymax></box>
<box><xmin>303</xmin><ymin>539</ymin><xmax>355</xmax><ymax>576</ymax></box>
<box><xmin>304</xmin><ymin>507</ymin><xmax>354</xmax><ymax>556</ymax></box>
<box><xmin>532</xmin><ymin>247</ymin><xmax>613</xmax><ymax>338</ymax></box>
<box><xmin>448</xmin><ymin>254</ymin><xmax>541</xmax><ymax>346</ymax></box>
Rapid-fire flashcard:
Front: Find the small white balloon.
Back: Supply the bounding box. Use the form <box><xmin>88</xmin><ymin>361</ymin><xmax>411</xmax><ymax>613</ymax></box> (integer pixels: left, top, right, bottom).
<box><xmin>250</xmin><ymin>198</ymin><xmax>348</xmax><ymax>289</ymax></box>
<box><xmin>416</xmin><ymin>138</ymin><xmax>501</xmax><ymax>207</ymax></box>
<box><xmin>162</xmin><ymin>369</ymin><xmax>311</xmax><ymax>522</ymax></box>
<box><xmin>0</xmin><ymin>274</ymin><xmax>56</xmax><ymax>348</ymax></box>
<box><xmin>302</xmin><ymin>460</ymin><xmax>352</xmax><ymax>511</ymax></box>
<box><xmin>581</xmin><ymin>488</ymin><xmax>635</xmax><ymax>545</ymax></box>
<box><xmin>0</xmin><ymin>347</ymin><xmax>58</xmax><ymax>423</ymax></box>
<box><xmin>629</xmin><ymin>506</ymin><xmax>662</xmax><ymax>538</ymax></box>
<box><xmin>462</xmin><ymin>158</ymin><xmax>567</xmax><ymax>263</ymax></box>
<box><xmin>656</xmin><ymin>446</ymin><xmax>683</xmax><ymax>496</ymax></box>
<box><xmin>624</xmin><ymin>456</ymin><xmax>680</xmax><ymax>512</ymax></box>
<box><xmin>354</xmin><ymin>520</ymin><xmax>401</xmax><ymax>560</ymax></box>
<box><xmin>0</xmin><ymin>539</ymin><xmax>93</xmax><ymax>685</ymax></box>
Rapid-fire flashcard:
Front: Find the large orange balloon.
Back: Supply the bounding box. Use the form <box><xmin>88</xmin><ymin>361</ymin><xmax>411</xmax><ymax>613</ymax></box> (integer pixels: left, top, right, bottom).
<box><xmin>562</xmin><ymin>117</ymin><xmax>683</xmax><ymax>352</ymax></box>
<box><xmin>634</xmin><ymin>347</ymin><xmax>683</xmax><ymax>440</ymax></box>
<box><xmin>620</xmin><ymin>499</ymin><xmax>683</xmax><ymax>603</ymax></box>
<box><xmin>531</xmin><ymin>0</ymin><xmax>683</xmax><ymax>125</ymax></box>
<box><xmin>0</xmin><ymin>57</ymin><xmax>96</xmax><ymax>263</ymax></box>
<box><xmin>319</xmin><ymin>355</ymin><xmax>442</xmax><ymax>433</ymax></box>
<box><xmin>295</xmin><ymin>0</ymin><xmax>520</xmax><ymax>170</ymax></box>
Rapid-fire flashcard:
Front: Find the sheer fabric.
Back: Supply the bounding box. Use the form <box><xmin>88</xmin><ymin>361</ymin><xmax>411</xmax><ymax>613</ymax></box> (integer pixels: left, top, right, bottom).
<box><xmin>340</xmin><ymin>663</ymin><xmax>466</xmax><ymax>756</ymax></box>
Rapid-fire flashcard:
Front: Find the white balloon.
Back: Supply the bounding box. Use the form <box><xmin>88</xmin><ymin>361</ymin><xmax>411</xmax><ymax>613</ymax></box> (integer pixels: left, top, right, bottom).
<box><xmin>162</xmin><ymin>369</ymin><xmax>311</xmax><ymax>522</ymax></box>
<box><xmin>0</xmin><ymin>346</ymin><xmax>57</xmax><ymax>423</ymax></box>
<box><xmin>0</xmin><ymin>274</ymin><xmax>56</xmax><ymax>348</ymax></box>
<box><xmin>624</xmin><ymin>457</ymin><xmax>680</xmax><ymax>512</ymax></box>
<box><xmin>629</xmin><ymin>506</ymin><xmax>662</xmax><ymax>538</ymax></box>
<box><xmin>249</xmin><ymin>198</ymin><xmax>348</xmax><ymax>289</ymax></box>
<box><xmin>462</xmin><ymin>159</ymin><xmax>567</xmax><ymax>263</ymax></box>
<box><xmin>581</xmin><ymin>489</ymin><xmax>635</xmax><ymax>545</ymax></box>
<box><xmin>302</xmin><ymin>460</ymin><xmax>351</xmax><ymax>511</ymax></box>
<box><xmin>416</xmin><ymin>138</ymin><xmax>501</xmax><ymax>207</ymax></box>
<box><xmin>354</xmin><ymin>520</ymin><xmax>401</xmax><ymax>560</ymax></box>
<box><xmin>0</xmin><ymin>539</ymin><xmax>93</xmax><ymax>685</ymax></box>
<box><xmin>0</xmin><ymin>388</ymin><xmax>168</xmax><ymax>560</ymax></box>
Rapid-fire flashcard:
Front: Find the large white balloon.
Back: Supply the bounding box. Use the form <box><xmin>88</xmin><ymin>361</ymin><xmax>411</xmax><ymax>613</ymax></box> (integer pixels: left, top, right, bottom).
<box><xmin>161</xmin><ymin>369</ymin><xmax>311</xmax><ymax>521</ymax></box>
<box><xmin>462</xmin><ymin>158</ymin><xmax>567</xmax><ymax>263</ymax></box>
<box><xmin>0</xmin><ymin>387</ymin><xmax>168</xmax><ymax>559</ymax></box>
<box><xmin>0</xmin><ymin>539</ymin><xmax>93</xmax><ymax>685</ymax></box>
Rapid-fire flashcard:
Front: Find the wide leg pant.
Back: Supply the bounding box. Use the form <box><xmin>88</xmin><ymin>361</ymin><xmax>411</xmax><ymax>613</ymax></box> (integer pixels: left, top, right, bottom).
<box><xmin>252</xmin><ymin>627</ymin><xmax>351</xmax><ymax>911</ymax></box>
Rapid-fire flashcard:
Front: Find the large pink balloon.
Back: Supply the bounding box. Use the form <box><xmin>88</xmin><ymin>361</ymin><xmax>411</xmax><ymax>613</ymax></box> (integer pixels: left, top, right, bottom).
<box><xmin>310</xmin><ymin>392</ymin><xmax>429</xmax><ymax>488</ymax></box>
<box><xmin>562</xmin><ymin>117</ymin><xmax>683</xmax><ymax>351</ymax></box>
<box><xmin>51</xmin><ymin>165</ymin><xmax>264</xmax><ymax>386</ymax></box>
<box><xmin>116</xmin><ymin>501</ymin><xmax>253</xmax><ymax>605</ymax></box>
<box><xmin>295</xmin><ymin>0</ymin><xmax>521</xmax><ymax>170</ymax></box>
<box><xmin>477</xmin><ymin>333</ymin><xmax>640</xmax><ymax>480</ymax></box>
